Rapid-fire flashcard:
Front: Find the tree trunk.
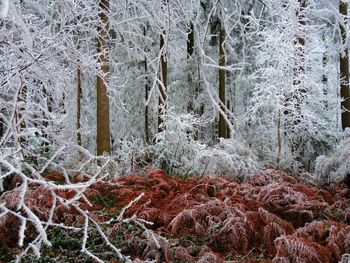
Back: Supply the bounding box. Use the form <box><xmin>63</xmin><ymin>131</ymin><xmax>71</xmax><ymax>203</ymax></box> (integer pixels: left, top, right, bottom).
<box><xmin>0</xmin><ymin>115</ymin><xmax>3</xmax><ymax>140</ymax></box>
<box><xmin>322</xmin><ymin>53</ymin><xmax>329</xmax><ymax>109</ymax></box>
<box><xmin>144</xmin><ymin>60</ymin><xmax>150</xmax><ymax>143</ymax></box>
<box><xmin>218</xmin><ymin>20</ymin><xmax>227</xmax><ymax>139</ymax></box>
<box><xmin>42</xmin><ymin>86</ymin><xmax>53</xmax><ymax>153</ymax></box>
<box><xmin>276</xmin><ymin>110</ymin><xmax>282</xmax><ymax>170</ymax></box>
<box><xmin>284</xmin><ymin>0</ymin><xmax>306</xmax><ymax>117</ymax></box>
<box><xmin>77</xmin><ymin>65</ymin><xmax>82</xmax><ymax>146</ymax></box>
<box><xmin>143</xmin><ymin>26</ymin><xmax>150</xmax><ymax>144</ymax></box>
<box><xmin>283</xmin><ymin>0</ymin><xmax>306</xmax><ymax>157</ymax></box>
<box><xmin>187</xmin><ymin>21</ymin><xmax>194</xmax><ymax>59</ymax></box>
<box><xmin>158</xmin><ymin>32</ymin><xmax>167</xmax><ymax>133</ymax></box>
<box><xmin>18</xmin><ymin>84</ymin><xmax>27</xmax><ymax>148</ymax></box>
<box><xmin>293</xmin><ymin>0</ymin><xmax>306</xmax><ymax>96</ymax></box>
<box><xmin>187</xmin><ymin>21</ymin><xmax>195</xmax><ymax>113</ymax></box>
<box><xmin>96</xmin><ymin>0</ymin><xmax>111</xmax><ymax>155</ymax></box>
<box><xmin>340</xmin><ymin>1</ymin><xmax>350</xmax><ymax>129</ymax></box>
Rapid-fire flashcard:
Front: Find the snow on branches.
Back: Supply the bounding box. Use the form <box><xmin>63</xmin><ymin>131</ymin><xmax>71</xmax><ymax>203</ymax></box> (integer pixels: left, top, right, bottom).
<box><xmin>0</xmin><ymin>145</ymin><xmax>157</xmax><ymax>262</ymax></box>
<box><xmin>315</xmin><ymin>130</ymin><xmax>350</xmax><ymax>185</ymax></box>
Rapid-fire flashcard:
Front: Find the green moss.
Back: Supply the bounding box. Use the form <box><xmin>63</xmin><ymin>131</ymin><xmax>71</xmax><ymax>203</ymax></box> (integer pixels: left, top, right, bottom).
<box><xmin>178</xmin><ymin>235</ymin><xmax>207</xmax><ymax>247</ymax></box>
<box><xmin>89</xmin><ymin>192</ymin><xmax>118</xmax><ymax>208</ymax></box>
<box><xmin>0</xmin><ymin>245</ymin><xmax>15</xmax><ymax>262</ymax></box>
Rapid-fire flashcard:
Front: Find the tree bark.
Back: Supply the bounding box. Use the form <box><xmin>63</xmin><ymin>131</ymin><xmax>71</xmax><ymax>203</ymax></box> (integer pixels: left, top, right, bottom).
<box><xmin>187</xmin><ymin>21</ymin><xmax>194</xmax><ymax>59</ymax></box>
<box><xmin>0</xmin><ymin>115</ymin><xmax>3</xmax><ymax>140</ymax></box>
<box><xmin>187</xmin><ymin>21</ymin><xmax>195</xmax><ymax>112</ymax></box>
<box><xmin>340</xmin><ymin>1</ymin><xmax>350</xmax><ymax>129</ymax></box>
<box><xmin>77</xmin><ymin>65</ymin><xmax>82</xmax><ymax>146</ymax></box>
<box><xmin>143</xmin><ymin>26</ymin><xmax>150</xmax><ymax>144</ymax></box>
<box><xmin>18</xmin><ymin>84</ymin><xmax>27</xmax><ymax>148</ymax></box>
<box><xmin>322</xmin><ymin>53</ymin><xmax>329</xmax><ymax>109</ymax></box>
<box><xmin>96</xmin><ymin>0</ymin><xmax>111</xmax><ymax>155</ymax></box>
<box><xmin>144</xmin><ymin>60</ymin><xmax>150</xmax><ymax>143</ymax></box>
<box><xmin>158</xmin><ymin>32</ymin><xmax>167</xmax><ymax>133</ymax></box>
<box><xmin>218</xmin><ymin>20</ymin><xmax>227</xmax><ymax>139</ymax></box>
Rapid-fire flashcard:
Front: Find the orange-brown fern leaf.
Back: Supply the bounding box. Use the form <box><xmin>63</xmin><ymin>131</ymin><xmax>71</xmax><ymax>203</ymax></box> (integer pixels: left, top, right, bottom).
<box><xmin>295</xmin><ymin>220</ymin><xmax>330</xmax><ymax>242</ymax></box>
<box><xmin>274</xmin><ymin>235</ymin><xmax>321</xmax><ymax>263</ymax></box>
<box><xmin>258</xmin><ymin>208</ymin><xmax>294</xmax><ymax>234</ymax></box>
<box><xmin>168</xmin><ymin>199</ymin><xmax>223</xmax><ymax>236</ymax></box>
<box><xmin>283</xmin><ymin>207</ymin><xmax>314</xmax><ymax>227</ymax></box>
<box><xmin>271</xmin><ymin>256</ymin><xmax>290</xmax><ymax>263</ymax></box>
<box><xmin>327</xmin><ymin>224</ymin><xmax>350</xmax><ymax>261</ymax></box>
<box><xmin>218</xmin><ymin>217</ymin><xmax>248</xmax><ymax>253</ymax></box>
<box><xmin>264</xmin><ymin>222</ymin><xmax>286</xmax><ymax>251</ymax></box>
<box><xmin>258</xmin><ymin>183</ymin><xmax>306</xmax><ymax>215</ymax></box>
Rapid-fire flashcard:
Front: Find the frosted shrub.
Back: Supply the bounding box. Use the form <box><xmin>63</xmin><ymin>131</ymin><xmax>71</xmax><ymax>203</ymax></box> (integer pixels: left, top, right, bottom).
<box><xmin>112</xmin><ymin>138</ymin><xmax>147</xmax><ymax>175</ymax></box>
<box><xmin>148</xmin><ymin>109</ymin><xmax>259</xmax><ymax>178</ymax></box>
<box><xmin>315</xmin><ymin>130</ymin><xmax>350</xmax><ymax>185</ymax></box>
<box><xmin>193</xmin><ymin>138</ymin><xmax>260</xmax><ymax>179</ymax></box>
<box><xmin>107</xmin><ymin>109</ymin><xmax>204</xmax><ymax>176</ymax></box>
<box><xmin>151</xmin><ymin>109</ymin><xmax>206</xmax><ymax>176</ymax></box>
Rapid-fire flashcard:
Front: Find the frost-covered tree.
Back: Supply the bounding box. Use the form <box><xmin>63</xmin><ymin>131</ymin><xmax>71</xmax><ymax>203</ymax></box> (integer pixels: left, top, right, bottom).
<box><xmin>245</xmin><ymin>0</ymin><xmax>339</xmax><ymax>171</ymax></box>
<box><xmin>1</xmin><ymin>0</ymin><xmax>347</xmax><ymax>177</ymax></box>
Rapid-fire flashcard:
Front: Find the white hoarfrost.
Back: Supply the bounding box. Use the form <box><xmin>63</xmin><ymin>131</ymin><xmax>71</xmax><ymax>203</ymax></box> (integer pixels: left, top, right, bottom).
<box><xmin>0</xmin><ymin>145</ymin><xmax>157</xmax><ymax>262</ymax></box>
<box><xmin>315</xmin><ymin>130</ymin><xmax>350</xmax><ymax>184</ymax></box>
<box><xmin>0</xmin><ymin>0</ymin><xmax>9</xmax><ymax>18</ymax></box>
<box><xmin>1</xmin><ymin>0</ymin><xmax>33</xmax><ymax>49</ymax></box>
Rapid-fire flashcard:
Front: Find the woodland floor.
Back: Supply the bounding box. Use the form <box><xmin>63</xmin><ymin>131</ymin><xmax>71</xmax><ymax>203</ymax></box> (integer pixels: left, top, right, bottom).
<box><xmin>0</xmin><ymin>169</ymin><xmax>350</xmax><ymax>263</ymax></box>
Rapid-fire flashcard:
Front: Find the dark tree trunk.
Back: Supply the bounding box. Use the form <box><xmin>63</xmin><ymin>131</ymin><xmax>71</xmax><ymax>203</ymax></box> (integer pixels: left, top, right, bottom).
<box><xmin>218</xmin><ymin>20</ymin><xmax>227</xmax><ymax>139</ymax></box>
<box><xmin>340</xmin><ymin>1</ymin><xmax>350</xmax><ymax>129</ymax></box>
<box><xmin>96</xmin><ymin>0</ymin><xmax>111</xmax><ymax>155</ymax></box>
<box><xmin>143</xmin><ymin>26</ymin><xmax>150</xmax><ymax>144</ymax></box>
<box><xmin>158</xmin><ymin>32</ymin><xmax>167</xmax><ymax>133</ymax></box>
<box><xmin>77</xmin><ymin>65</ymin><xmax>82</xmax><ymax>146</ymax></box>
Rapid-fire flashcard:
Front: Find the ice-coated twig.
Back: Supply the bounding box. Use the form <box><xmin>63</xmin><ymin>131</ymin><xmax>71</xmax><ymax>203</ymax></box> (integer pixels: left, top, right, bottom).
<box><xmin>22</xmin><ymin>204</ymin><xmax>51</xmax><ymax>246</ymax></box>
<box><xmin>0</xmin><ymin>204</ymin><xmax>80</xmax><ymax>231</ymax></box>
<box><xmin>39</xmin><ymin>145</ymin><xmax>66</xmax><ymax>174</ymax></box>
<box><xmin>84</xmin><ymin>249</ymin><xmax>104</xmax><ymax>263</ymax></box>
<box><xmin>17</xmin><ymin>178</ymin><xmax>28</xmax><ymax>211</ymax></box>
<box><xmin>28</xmin><ymin>243</ymin><xmax>40</xmax><ymax>258</ymax></box>
<box><xmin>117</xmin><ymin>192</ymin><xmax>144</xmax><ymax>221</ymax></box>
<box><xmin>81</xmin><ymin>216</ymin><xmax>89</xmax><ymax>253</ymax></box>
<box><xmin>18</xmin><ymin>218</ymin><xmax>26</xmax><ymax>247</ymax></box>
<box><xmin>0</xmin><ymin>210</ymin><xmax>8</xmax><ymax>218</ymax></box>
<box><xmin>132</xmin><ymin>217</ymin><xmax>161</xmax><ymax>249</ymax></box>
<box><xmin>75</xmin><ymin>204</ymin><xmax>132</xmax><ymax>263</ymax></box>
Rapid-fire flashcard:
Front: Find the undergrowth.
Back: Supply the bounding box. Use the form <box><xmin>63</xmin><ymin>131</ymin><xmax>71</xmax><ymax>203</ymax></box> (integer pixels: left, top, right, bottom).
<box><xmin>1</xmin><ymin>168</ymin><xmax>349</xmax><ymax>262</ymax></box>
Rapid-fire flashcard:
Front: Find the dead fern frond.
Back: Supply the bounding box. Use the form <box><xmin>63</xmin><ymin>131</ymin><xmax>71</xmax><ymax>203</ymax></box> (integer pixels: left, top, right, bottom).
<box><xmin>271</xmin><ymin>256</ymin><xmax>290</xmax><ymax>263</ymax></box>
<box><xmin>258</xmin><ymin>208</ymin><xmax>294</xmax><ymax>234</ymax></box>
<box><xmin>219</xmin><ymin>218</ymin><xmax>248</xmax><ymax>252</ymax></box>
<box><xmin>264</xmin><ymin>222</ymin><xmax>286</xmax><ymax>245</ymax></box>
<box><xmin>274</xmin><ymin>235</ymin><xmax>321</xmax><ymax>263</ymax></box>
<box><xmin>295</xmin><ymin>220</ymin><xmax>329</xmax><ymax>241</ymax></box>
<box><xmin>327</xmin><ymin>224</ymin><xmax>350</xmax><ymax>260</ymax></box>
